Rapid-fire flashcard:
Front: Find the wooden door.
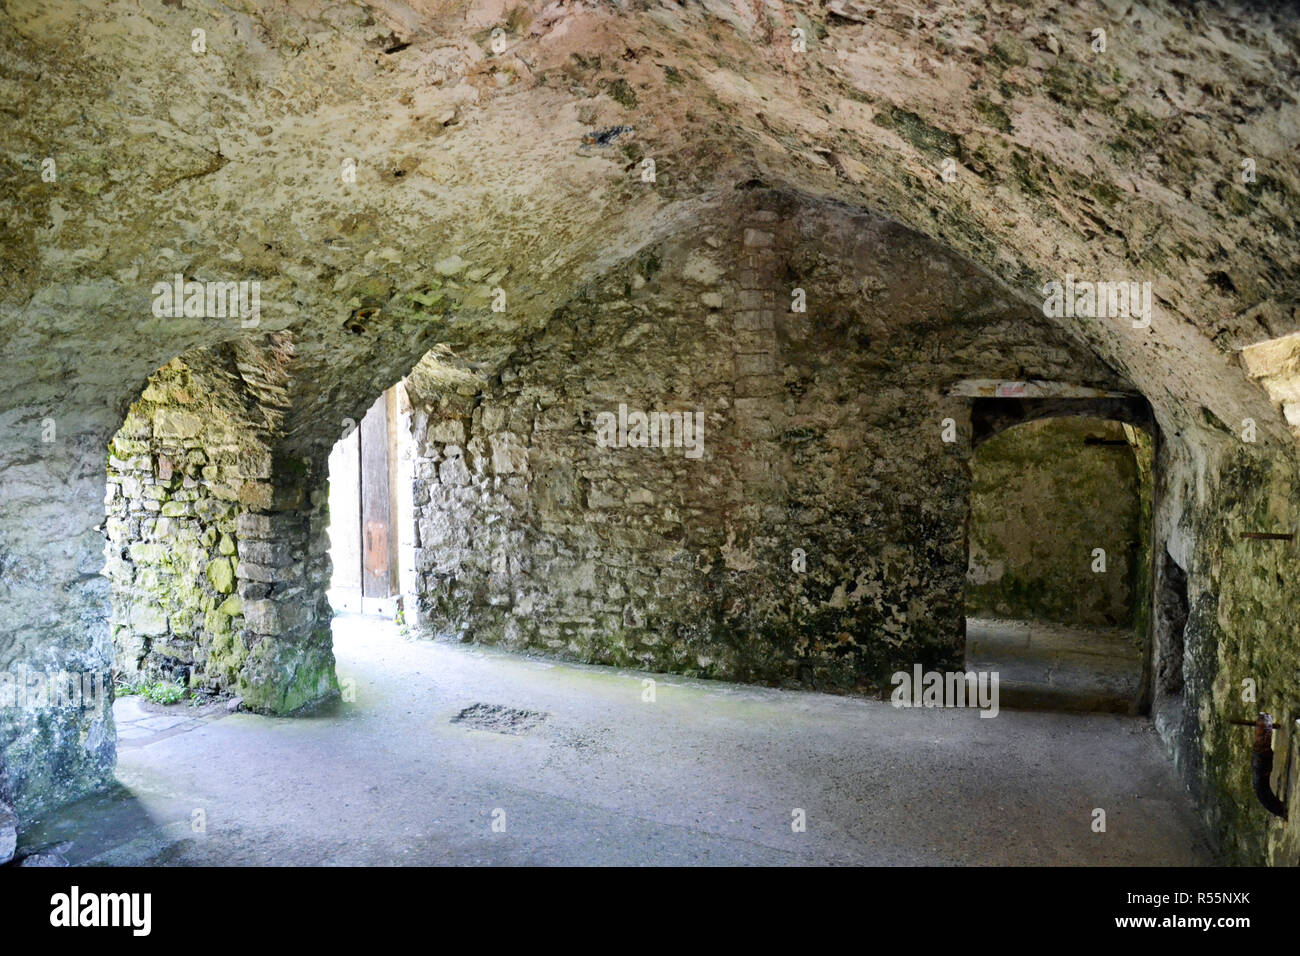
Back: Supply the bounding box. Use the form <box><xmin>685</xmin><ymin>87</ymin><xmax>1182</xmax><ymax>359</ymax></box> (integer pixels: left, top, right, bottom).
<box><xmin>328</xmin><ymin>390</ymin><xmax>399</xmax><ymax>616</ymax></box>
<box><xmin>359</xmin><ymin>393</ymin><xmax>394</xmax><ymax>604</ymax></box>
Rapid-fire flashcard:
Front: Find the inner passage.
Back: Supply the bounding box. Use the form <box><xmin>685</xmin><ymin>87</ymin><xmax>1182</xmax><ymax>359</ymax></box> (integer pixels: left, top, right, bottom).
<box><xmin>964</xmin><ymin>416</ymin><xmax>1153</xmax><ymax>713</ymax></box>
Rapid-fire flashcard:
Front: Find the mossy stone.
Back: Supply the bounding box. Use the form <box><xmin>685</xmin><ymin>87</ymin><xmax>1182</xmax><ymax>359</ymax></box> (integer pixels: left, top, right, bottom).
<box><xmin>206</xmin><ymin>557</ymin><xmax>235</xmax><ymax>594</ymax></box>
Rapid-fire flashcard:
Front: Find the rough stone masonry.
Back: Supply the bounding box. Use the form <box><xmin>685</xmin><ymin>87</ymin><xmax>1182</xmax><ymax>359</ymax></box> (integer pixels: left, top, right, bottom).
<box><xmin>404</xmin><ymin>200</ymin><xmax>1130</xmax><ymax>688</ymax></box>
<box><xmin>1</xmin><ymin>0</ymin><xmax>1299</xmax><ymax>868</ymax></box>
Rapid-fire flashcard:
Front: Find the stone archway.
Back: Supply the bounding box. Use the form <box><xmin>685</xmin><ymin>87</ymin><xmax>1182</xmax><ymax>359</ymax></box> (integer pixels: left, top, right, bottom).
<box><xmin>103</xmin><ymin>337</ymin><xmax>338</xmax><ymax>716</ymax></box>
<box><xmin>3</xmin><ymin>0</ymin><xmax>1300</xmax><ymax>865</ymax></box>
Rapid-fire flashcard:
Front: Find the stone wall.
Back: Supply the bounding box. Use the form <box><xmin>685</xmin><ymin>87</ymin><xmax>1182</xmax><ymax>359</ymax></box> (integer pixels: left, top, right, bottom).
<box><xmin>406</xmin><ymin>201</ymin><xmax>1131</xmax><ymax>690</ymax></box>
<box><xmin>232</xmin><ymin>501</ymin><xmax>337</xmax><ymax>715</ymax></box>
<box><xmin>967</xmin><ymin>417</ymin><xmax>1144</xmax><ymax>627</ymax></box>
<box><xmin>1155</xmin><ymin>444</ymin><xmax>1300</xmax><ymax>866</ymax></box>
<box><xmin>105</xmin><ymin>341</ymin><xmax>337</xmax><ymax>714</ymax></box>
<box><xmin>0</xmin><ymin>381</ymin><xmax>121</xmax><ymax>819</ymax></box>
<box><xmin>4</xmin><ymin>0</ymin><xmax>1299</xmax><ymax>849</ymax></box>
<box><xmin>107</xmin><ymin>360</ymin><xmax>257</xmax><ymax>690</ymax></box>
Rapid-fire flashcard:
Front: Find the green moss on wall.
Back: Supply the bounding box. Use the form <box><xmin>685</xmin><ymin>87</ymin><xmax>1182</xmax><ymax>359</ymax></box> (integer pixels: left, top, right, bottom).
<box><xmin>967</xmin><ymin>417</ymin><xmax>1144</xmax><ymax>626</ymax></box>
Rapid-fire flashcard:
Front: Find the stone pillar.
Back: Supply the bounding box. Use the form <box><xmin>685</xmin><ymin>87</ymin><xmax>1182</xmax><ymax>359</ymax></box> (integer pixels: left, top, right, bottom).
<box><xmin>409</xmin><ymin>395</ymin><xmax>481</xmax><ymax>639</ymax></box>
<box><xmin>233</xmin><ymin>481</ymin><xmax>338</xmax><ymax>714</ymax></box>
<box><xmin>0</xmin><ymin>415</ymin><xmax>117</xmax><ymax>819</ymax></box>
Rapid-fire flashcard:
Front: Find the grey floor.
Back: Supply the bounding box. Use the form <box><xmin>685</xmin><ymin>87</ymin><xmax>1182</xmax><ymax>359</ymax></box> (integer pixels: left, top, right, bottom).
<box><xmin>966</xmin><ymin>617</ymin><xmax>1144</xmax><ymax>714</ymax></box>
<box><xmin>16</xmin><ymin>614</ymin><xmax>1212</xmax><ymax>865</ymax></box>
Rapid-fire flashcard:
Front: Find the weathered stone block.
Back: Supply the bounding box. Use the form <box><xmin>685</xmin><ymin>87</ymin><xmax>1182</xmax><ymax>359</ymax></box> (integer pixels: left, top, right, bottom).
<box><xmin>733</xmin><ymin>352</ymin><xmax>776</xmax><ymax>376</ymax></box>
<box><xmin>130</xmin><ymin>603</ymin><xmax>169</xmax><ymax>636</ymax></box>
<box><xmin>204</xmin><ymin>607</ymin><xmax>232</xmax><ymax>635</ymax></box>
<box><xmin>489</xmin><ymin>433</ymin><xmax>528</xmax><ymax>475</ymax></box>
<box><xmin>682</xmin><ymin>250</ymin><xmax>724</xmax><ymax>284</ymax></box>
<box><xmin>127</xmin><ymin>542</ymin><xmax>166</xmax><ymax>564</ymax></box>
<box><xmin>154</xmin><ymin>408</ymin><xmax>203</xmax><ymax>439</ymax></box>
<box><xmin>237</xmin><ymin>513</ymin><xmax>273</xmax><ymax>538</ymax></box>
<box><xmin>206</xmin><ymin>558</ymin><xmax>235</xmax><ymax>594</ymax></box>
<box><xmin>439</xmin><ymin>456</ymin><xmax>471</xmax><ymax>487</ymax></box>
<box><xmin>586</xmin><ymin>486</ymin><xmax>620</xmax><ymax>508</ymax></box>
<box><xmin>427</xmin><ymin>419</ymin><xmax>466</xmax><ymax>445</ymax></box>
<box><xmin>239</xmin><ymin>540</ymin><xmax>291</xmax><ymax>567</ymax></box>
<box><xmin>734</xmin><ymin>376</ymin><xmax>781</xmax><ymax>398</ymax></box>
<box><xmin>238</xmin><ymin>561</ymin><xmax>295</xmax><ymax>584</ymax></box>
<box><xmin>733</xmin><ymin>310</ymin><xmax>775</xmax><ymax>331</ymax></box>
<box><xmin>237</xmin><ymin>629</ymin><xmax>338</xmax><ymax>714</ymax></box>
<box><xmin>242</xmin><ymin>599</ymin><xmax>313</xmax><ymax>635</ymax></box>
<box><xmin>238</xmin><ymin>482</ymin><xmax>274</xmax><ymax>510</ymax></box>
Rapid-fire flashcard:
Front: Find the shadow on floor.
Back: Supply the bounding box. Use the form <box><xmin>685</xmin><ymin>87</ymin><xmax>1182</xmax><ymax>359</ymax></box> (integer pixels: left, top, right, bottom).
<box><xmin>13</xmin><ymin>782</ymin><xmax>166</xmax><ymax>866</ymax></box>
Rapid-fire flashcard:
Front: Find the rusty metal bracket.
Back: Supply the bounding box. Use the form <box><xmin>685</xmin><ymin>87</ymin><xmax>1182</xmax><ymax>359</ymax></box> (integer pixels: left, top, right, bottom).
<box><xmin>1229</xmin><ymin>713</ymin><xmax>1288</xmax><ymax>820</ymax></box>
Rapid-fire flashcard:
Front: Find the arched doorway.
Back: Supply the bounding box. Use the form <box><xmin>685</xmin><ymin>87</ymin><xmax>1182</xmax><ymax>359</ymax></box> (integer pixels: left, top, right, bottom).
<box><xmin>964</xmin><ymin>411</ymin><xmax>1155</xmax><ymax>714</ymax></box>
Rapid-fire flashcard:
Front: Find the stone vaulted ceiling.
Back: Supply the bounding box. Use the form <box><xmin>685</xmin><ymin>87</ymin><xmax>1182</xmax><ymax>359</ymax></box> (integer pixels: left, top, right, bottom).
<box><xmin>2</xmin><ymin>0</ymin><xmax>1299</xmax><ymax>460</ymax></box>
<box><xmin>3</xmin><ymin>0</ymin><xmax>1300</xmax><ymax>868</ymax></box>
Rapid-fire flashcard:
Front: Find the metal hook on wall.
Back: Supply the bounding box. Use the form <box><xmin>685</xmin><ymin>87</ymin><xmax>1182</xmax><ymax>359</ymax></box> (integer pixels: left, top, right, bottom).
<box><xmin>1229</xmin><ymin>713</ymin><xmax>1289</xmax><ymax>820</ymax></box>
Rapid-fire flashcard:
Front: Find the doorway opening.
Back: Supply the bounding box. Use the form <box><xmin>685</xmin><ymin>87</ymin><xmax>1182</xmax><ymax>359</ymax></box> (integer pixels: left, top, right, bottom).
<box><xmin>964</xmin><ymin>415</ymin><xmax>1154</xmax><ymax>713</ymax></box>
<box><xmin>325</xmin><ymin>384</ymin><xmax>416</xmax><ymax>622</ymax></box>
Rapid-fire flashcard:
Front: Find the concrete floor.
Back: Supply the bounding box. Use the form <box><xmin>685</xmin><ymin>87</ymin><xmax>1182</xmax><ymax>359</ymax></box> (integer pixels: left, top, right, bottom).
<box><xmin>17</xmin><ymin>614</ymin><xmax>1212</xmax><ymax>865</ymax></box>
<box><xmin>966</xmin><ymin>618</ymin><xmax>1144</xmax><ymax>714</ymax></box>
